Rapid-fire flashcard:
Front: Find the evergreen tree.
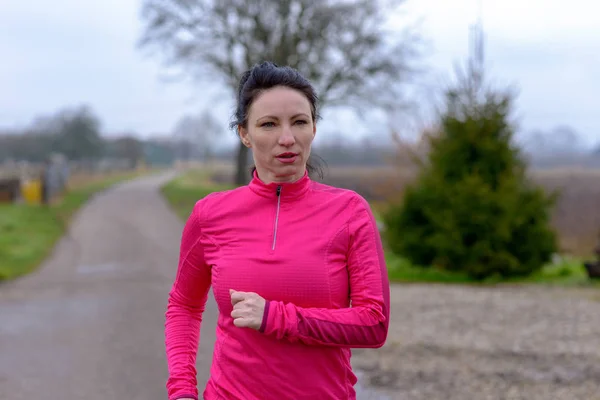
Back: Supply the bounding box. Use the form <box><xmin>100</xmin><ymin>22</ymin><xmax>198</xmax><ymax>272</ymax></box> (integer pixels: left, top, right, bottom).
<box><xmin>383</xmin><ymin>63</ymin><xmax>558</xmax><ymax>280</ymax></box>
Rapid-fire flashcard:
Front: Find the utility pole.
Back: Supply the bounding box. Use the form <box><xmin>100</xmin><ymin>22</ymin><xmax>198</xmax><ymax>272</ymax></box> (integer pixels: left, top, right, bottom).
<box><xmin>476</xmin><ymin>0</ymin><xmax>484</xmax><ymax>67</ymax></box>
<box><xmin>469</xmin><ymin>0</ymin><xmax>485</xmax><ymax>92</ymax></box>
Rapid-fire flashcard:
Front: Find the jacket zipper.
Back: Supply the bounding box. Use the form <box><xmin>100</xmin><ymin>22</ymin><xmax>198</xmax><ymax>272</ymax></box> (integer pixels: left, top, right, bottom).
<box><xmin>272</xmin><ymin>185</ymin><xmax>282</xmax><ymax>250</ymax></box>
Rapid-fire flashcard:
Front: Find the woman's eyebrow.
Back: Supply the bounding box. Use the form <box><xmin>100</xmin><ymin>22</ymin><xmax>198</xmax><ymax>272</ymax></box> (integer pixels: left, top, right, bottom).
<box><xmin>257</xmin><ymin>113</ymin><xmax>309</xmax><ymax>120</ymax></box>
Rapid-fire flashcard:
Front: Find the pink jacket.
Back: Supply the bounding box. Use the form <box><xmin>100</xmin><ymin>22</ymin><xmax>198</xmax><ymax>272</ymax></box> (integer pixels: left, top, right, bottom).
<box><xmin>165</xmin><ymin>171</ymin><xmax>390</xmax><ymax>400</ymax></box>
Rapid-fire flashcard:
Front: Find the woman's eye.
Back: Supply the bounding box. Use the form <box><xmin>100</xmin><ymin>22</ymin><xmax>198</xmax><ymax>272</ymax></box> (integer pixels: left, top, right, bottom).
<box><xmin>261</xmin><ymin>122</ymin><xmax>275</xmax><ymax>128</ymax></box>
<box><xmin>294</xmin><ymin>120</ymin><xmax>308</xmax><ymax>125</ymax></box>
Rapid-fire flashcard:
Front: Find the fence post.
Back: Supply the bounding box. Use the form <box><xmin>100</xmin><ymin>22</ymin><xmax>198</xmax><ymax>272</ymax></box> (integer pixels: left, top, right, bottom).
<box><xmin>41</xmin><ymin>162</ymin><xmax>49</xmax><ymax>205</ymax></box>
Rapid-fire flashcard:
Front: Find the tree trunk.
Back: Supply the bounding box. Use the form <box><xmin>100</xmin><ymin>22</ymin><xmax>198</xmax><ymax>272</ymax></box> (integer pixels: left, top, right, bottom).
<box><xmin>235</xmin><ymin>142</ymin><xmax>250</xmax><ymax>185</ymax></box>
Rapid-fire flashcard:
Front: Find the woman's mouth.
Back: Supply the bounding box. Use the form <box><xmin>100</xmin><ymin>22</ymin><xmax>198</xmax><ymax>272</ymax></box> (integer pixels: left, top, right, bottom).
<box><xmin>276</xmin><ymin>152</ymin><xmax>298</xmax><ymax>164</ymax></box>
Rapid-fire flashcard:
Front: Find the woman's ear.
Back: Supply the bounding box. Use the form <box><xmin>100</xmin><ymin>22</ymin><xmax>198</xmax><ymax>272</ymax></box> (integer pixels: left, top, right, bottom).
<box><xmin>238</xmin><ymin>126</ymin><xmax>252</xmax><ymax>148</ymax></box>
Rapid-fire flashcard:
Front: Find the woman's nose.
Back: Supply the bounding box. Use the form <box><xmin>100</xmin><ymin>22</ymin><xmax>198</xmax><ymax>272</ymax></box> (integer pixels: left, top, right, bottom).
<box><xmin>278</xmin><ymin>127</ymin><xmax>296</xmax><ymax>146</ymax></box>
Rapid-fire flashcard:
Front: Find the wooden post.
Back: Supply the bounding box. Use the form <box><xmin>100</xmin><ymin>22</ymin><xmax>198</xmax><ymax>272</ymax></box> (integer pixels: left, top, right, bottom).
<box><xmin>583</xmin><ymin>238</ymin><xmax>600</xmax><ymax>279</ymax></box>
<box><xmin>41</xmin><ymin>164</ymin><xmax>49</xmax><ymax>206</ymax></box>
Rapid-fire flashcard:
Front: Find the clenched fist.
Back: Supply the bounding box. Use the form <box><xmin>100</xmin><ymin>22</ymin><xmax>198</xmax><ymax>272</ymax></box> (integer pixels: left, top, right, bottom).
<box><xmin>230</xmin><ymin>289</ymin><xmax>266</xmax><ymax>330</ymax></box>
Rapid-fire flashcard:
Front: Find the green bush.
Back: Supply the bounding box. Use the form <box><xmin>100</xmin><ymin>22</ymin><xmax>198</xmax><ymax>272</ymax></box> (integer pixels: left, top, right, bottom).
<box><xmin>383</xmin><ymin>65</ymin><xmax>558</xmax><ymax>280</ymax></box>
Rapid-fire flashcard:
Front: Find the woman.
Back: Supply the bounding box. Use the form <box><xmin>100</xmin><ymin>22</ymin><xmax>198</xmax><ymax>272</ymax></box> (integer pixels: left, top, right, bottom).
<box><xmin>165</xmin><ymin>61</ymin><xmax>390</xmax><ymax>400</ymax></box>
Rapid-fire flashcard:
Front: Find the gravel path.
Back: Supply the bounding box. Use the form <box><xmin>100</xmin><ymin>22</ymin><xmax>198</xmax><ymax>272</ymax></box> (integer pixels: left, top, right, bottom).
<box><xmin>353</xmin><ymin>284</ymin><xmax>600</xmax><ymax>400</ymax></box>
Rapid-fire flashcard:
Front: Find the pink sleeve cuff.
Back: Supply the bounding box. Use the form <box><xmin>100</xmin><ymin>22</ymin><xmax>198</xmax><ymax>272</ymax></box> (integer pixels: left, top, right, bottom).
<box><xmin>258</xmin><ymin>301</ymin><xmax>300</xmax><ymax>341</ymax></box>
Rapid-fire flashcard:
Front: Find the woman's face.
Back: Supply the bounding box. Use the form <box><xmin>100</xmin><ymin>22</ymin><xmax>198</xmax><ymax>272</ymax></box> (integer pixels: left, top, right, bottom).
<box><xmin>239</xmin><ymin>86</ymin><xmax>316</xmax><ymax>184</ymax></box>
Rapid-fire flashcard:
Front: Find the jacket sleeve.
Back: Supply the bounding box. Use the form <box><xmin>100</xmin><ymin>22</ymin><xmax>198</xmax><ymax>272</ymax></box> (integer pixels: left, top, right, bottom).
<box><xmin>259</xmin><ymin>195</ymin><xmax>390</xmax><ymax>348</ymax></box>
<box><xmin>164</xmin><ymin>200</ymin><xmax>212</xmax><ymax>400</ymax></box>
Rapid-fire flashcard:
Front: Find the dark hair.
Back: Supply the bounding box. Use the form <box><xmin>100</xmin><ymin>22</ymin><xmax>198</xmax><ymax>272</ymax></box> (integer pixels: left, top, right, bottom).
<box><xmin>230</xmin><ymin>61</ymin><xmax>325</xmax><ymax>179</ymax></box>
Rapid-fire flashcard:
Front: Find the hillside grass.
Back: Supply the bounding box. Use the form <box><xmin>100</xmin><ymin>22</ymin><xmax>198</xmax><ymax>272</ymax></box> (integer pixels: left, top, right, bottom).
<box><xmin>0</xmin><ymin>169</ymin><xmax>153</xmax><ymax>280</ymax></box>
<box><xmin>161</xmin><ymin>168</ymin><xmax>598</xmax><ymax>287</ymax></box>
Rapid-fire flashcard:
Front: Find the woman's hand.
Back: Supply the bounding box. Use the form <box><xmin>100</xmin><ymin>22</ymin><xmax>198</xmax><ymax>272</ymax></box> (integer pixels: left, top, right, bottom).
<box><xmin>230</xmin><ymin>289</ymin><xmax>266</xmax><ymax>330</ymax></box>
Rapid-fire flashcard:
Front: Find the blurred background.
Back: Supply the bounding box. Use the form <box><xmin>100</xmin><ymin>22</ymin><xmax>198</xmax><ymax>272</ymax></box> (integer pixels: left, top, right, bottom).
<box><xmin>1</xmin><ymin>0</ymin><xmax>599</xmax><ymax>399</ymax></box>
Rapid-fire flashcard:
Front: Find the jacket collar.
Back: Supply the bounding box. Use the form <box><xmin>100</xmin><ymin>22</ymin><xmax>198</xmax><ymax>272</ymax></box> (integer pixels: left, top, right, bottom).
<box><xmin>248</xmin><ymin>169</ymin><xmax>311</xmax><ymax>199</ymax></box>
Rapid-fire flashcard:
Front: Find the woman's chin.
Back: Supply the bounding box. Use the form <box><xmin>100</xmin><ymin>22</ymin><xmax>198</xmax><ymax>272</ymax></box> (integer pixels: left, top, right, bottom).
<box><xmin>272</xmin><ymin>165</ymin><xmax>304</xmax><ymax>180</ymax></box>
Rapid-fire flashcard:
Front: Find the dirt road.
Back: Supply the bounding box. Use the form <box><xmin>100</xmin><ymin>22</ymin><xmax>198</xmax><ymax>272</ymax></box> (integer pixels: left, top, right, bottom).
<box><xmin>0</xmin><ymin>172</ymin><xmax>388</xmax><ymax>400</ymax></box>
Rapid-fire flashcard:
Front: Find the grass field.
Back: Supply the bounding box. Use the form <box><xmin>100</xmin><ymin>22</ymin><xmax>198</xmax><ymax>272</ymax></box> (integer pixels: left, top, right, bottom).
<box><xmin>160</xmin><ymin>169</ymin><xmax>235</xmax><ymax>220</ymax></box>
<box><xmin>0</xmin><ymin>169</ymin><xmax>154</xmax><ymax>280</ymax></box>
<box><xmin>161</xmin><ymin>166</ymin><xmax>598</xmax><ymax>286</ymax></box>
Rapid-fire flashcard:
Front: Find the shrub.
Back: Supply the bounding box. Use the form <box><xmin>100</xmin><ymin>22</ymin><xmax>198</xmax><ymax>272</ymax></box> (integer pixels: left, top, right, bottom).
<box><xmin>383</xmin><ymin>64</ymin><xmax>558</xmax><ymax>280</ymax></box>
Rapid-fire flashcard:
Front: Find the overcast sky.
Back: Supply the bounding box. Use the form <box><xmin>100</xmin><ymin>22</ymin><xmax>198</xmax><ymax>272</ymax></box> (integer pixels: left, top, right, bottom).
<box><xmin>0</xmin><ymin>0</ymin><xmax>598</xmax><ymax>149</ymax></box>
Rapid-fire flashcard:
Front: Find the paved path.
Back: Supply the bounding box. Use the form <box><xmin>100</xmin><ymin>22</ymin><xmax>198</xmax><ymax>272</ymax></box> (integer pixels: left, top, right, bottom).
<box><xmin>0</xmin><ymin>172</ymin><xmax>387</xmax><ymax>400</ymax></box>
<box><xmin>0</xmin><ymin>172</ymin><xmax>217</xmax><ymax>400</ymax></box>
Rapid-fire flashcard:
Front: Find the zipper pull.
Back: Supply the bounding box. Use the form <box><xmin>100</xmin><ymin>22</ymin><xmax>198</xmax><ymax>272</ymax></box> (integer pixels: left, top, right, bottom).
<box><xmin>276</xmin><ymin>186</ymin><xmax>282</xmax><ymax>196</ymax></box>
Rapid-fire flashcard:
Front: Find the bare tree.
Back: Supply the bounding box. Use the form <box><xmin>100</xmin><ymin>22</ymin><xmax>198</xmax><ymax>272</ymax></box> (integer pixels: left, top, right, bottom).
<box><xmin>138</xmin><ymin>0</ymin><xmax>422</xmax><ymax>184</ymax></box>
